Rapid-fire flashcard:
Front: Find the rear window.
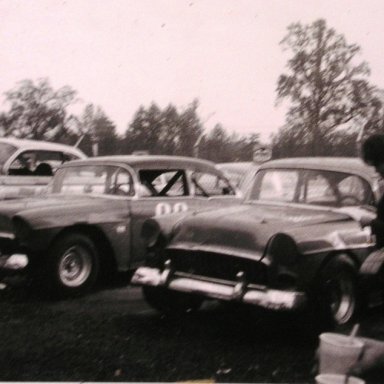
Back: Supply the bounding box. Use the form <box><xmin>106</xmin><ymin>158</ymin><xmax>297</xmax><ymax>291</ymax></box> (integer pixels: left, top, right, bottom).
<box><xmin>0</xmin><ymin>143</ymin><xmax>17</xmax><ymax>168</ymax></box>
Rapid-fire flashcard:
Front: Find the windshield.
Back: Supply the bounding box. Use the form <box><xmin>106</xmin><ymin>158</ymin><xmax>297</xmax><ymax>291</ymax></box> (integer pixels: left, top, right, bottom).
<box><xmin>249</xmin><ymin>168</ymin><xmax>376</xmax><ymax>208</ymax></box>
<box><xmin>49</xmin><ymin>165</ymin><xmax>134</xmax><ymax>196</ymax></box>
<box><xmin>0</xmin><ymin>143</ymin><xmax>17</xmax><ymax>169</ymax></box>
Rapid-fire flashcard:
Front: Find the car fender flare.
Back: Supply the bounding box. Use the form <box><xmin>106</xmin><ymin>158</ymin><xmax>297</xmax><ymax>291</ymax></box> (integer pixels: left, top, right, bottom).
<box><xmin>47</xmin><ymin>224</ymin><xmax>117</xmax><ymax>272</ymax></box>
<box><xmin>313</xmin><ymin>253</ymin><xmax>358</xmax><ymax>286</ymax></box>
<box><xmin>359</xmin><ymin>248</ymin><xmax>384</xmax><ymax>276</ymax></box>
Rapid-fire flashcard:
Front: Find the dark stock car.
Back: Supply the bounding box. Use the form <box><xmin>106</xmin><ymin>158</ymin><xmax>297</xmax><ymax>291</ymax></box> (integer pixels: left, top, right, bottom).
<box><xmin>0</xmin><ymin>155</ymin><xmax>240</xmax><ymax>297</ymax></box>
<box><xmin>132</xmin><ymin>157</ymin><xmax>384</xmax><ymax>326</ymax></box>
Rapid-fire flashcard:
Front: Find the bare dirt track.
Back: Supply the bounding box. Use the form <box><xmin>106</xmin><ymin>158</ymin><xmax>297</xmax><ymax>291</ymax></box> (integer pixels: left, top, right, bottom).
<box><xmin>0</xmin><ymin>283</ymin><xmax>384</xmax><ymax>383</ymax></box>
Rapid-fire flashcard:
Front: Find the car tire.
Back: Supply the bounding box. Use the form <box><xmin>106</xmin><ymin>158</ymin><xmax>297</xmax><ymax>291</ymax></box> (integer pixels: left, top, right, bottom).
<box><xmin>44</xmin><ymin>233</ymin><xmax>99</xmax><ymax>298</ymax></box>
<box><xmin>142</xmin><ymin>286</ymin><xmax>203</xmax><ymax>315</ymax></box>
<box><xmin>316</xmin><ymin>258</ymin><xmax>360</xmax><ymax>327</ymax></box>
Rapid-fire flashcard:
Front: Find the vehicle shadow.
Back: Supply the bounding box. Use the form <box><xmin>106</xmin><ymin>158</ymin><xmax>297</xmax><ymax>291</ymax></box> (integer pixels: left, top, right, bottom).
<box><xmin>112</xmin><ymin>301</ymin><xmax>319</xmax><ymax>382</ymax></box>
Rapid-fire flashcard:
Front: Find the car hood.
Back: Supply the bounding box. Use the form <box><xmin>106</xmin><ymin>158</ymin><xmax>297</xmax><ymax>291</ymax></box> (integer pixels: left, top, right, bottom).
<box><xmin>0</xmin><ymin>194</ymin><xmax>128</xmax><ymax>232</ymax></box>
<box><xmin>167</xmin><ymin>202</ymin><xmax>374</xmax><ymax>260</ymax></box>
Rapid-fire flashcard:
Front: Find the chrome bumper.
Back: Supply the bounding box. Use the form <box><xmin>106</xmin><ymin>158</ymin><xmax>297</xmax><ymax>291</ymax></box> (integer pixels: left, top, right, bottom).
<box><xmin>132</xmin><ymin>266</ymin><xmax>307</xmax><ymax>311</ymax></box>
<box><xmin>0</xmin><ymin>254</ymin><xmax>28</xmax><ymax>271</ymax></box>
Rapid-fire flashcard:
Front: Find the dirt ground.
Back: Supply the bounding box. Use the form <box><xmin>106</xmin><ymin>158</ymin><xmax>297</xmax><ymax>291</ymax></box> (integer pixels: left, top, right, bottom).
<box><xmin>0</xmin><ymin>282</ymin><xmax>384</xmax><ymax>383</ymax></box>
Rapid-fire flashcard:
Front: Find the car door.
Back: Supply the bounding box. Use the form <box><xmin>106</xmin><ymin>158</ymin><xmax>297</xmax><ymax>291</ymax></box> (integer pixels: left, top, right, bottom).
<box><xmin>102</xmin><ymin>166</ymin><xmax>134</xmax><ymax>271</ymax></box>
<box><xmin>55</xmin><ymin>163</ymin><xmax>134</xmax><ymax>272</ymax></box>
<box><xmin>129</xmin><ymin>168</ymin><xmax>195</xmax><ymax>267</ymax></box>
<box><xmin>128</xmin><ymin>167</ymin><xmax>240</xmax><ymax>267</ymax></box>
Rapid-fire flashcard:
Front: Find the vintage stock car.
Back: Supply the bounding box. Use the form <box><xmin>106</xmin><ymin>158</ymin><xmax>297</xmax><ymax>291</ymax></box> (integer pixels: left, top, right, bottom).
<box><xmin>0</xmin><ymin>155</ymin><xmax>240</xmax><ymax>296</ymax></box>
<box><xmin>132</xmin><ymin>157</ymin><xmax>384</xmax><ymax>326</ymax></box>
<box><xmin>0</xmin><ymin>137</ymin><xmax>86</xmax><ymax>199</ymax></box>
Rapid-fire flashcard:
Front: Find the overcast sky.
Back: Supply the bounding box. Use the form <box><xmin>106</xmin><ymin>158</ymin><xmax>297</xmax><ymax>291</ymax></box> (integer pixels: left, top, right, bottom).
<box><xmin>1</xmin><ymin>0</ymin><xmax>384</xmax><ymax>142</ymax></box>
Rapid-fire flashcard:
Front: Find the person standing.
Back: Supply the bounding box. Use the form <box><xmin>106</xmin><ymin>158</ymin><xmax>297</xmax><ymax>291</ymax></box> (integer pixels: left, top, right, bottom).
<box><xmin>361</xmin><ymin>134</ymin><xmax>384</xmax><ymax>247</ymax></box>
<box><xmin>344</xmin><ymin>134</ymin><xmax>384</xmax><ymax>381</ymax></box>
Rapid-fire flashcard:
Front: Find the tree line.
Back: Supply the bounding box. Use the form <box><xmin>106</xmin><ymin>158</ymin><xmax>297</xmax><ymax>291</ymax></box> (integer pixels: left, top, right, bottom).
<box><xmin>1</xmin><ymin>19</ymin><xmax>384</xmax><ymax>161</ymax></box>
<box><xmin>0</xmin><ymin>78</ymin><xmax>259</xmax><ymax>161</ymax></box>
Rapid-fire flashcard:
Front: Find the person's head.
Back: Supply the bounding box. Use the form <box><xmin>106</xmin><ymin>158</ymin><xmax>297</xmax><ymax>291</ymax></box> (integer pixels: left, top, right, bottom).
<box><xmin>362</xmin><ymin>134</ymin><xmax>384</xmax><ymax>177</ymax></box>
<box><xmin>20</xmin><ymin>152</ymin><xmax>36</xmax><ymax>168</ymax></box>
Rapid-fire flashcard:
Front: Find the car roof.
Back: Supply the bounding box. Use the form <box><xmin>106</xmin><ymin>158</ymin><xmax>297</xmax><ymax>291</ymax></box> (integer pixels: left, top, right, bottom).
<box><xmin>217</xmin><ymin>162</ymin><xmax>255</xmax><ymax>173</ymax></box>
<box><xmin>0</xmin><ymin>137</ymin><xmax>86</xmax><ymax>158</ymax></box>
<box><xmin>260</xmin><ymin>157</ymin><xmax>378</xmax><ymax>180</ymax></box>
<box><xmin>61</xmin><ymin>155</ymin><xmax>222</xmax><ymax>174</ymax></box>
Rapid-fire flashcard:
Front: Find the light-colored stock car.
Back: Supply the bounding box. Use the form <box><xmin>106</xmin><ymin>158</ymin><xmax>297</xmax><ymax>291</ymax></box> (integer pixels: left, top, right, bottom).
<box><xmin>0</xmin><ymin>137</ymin><xmax>86</xmax><ymax>199</ymax></box>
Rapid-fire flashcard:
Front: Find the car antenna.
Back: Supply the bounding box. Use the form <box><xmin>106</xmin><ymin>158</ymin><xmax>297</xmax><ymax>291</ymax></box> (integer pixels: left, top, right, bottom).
<box><xmin>74</xmin><ymin>134</ymin><xmax>85</xmax><ymax>148</ymax></box>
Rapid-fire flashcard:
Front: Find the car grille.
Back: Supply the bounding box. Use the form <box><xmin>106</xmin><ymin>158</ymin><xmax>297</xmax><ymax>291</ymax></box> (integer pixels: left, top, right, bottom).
<box><xmin>0</xmin><ymin>237</ymin><xmax>16</xmax><ymax>255</ymax></box>
<box><xmin>0</xmin><ymin>214</ymin><xmax>13</xmax><ymax>233</ymax></box>
<box><xmin>167</xmin><ymin>249</ymin><xmax>267</xmax><ymax>285</ymax></box>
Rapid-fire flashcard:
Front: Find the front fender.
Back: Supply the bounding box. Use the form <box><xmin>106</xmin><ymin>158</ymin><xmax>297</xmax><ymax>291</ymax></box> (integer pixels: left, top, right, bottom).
<box><xmin>292</xmin><ymin>251</ymin><xmax>359</xmax><ymax>292</ymax></box>
<box><xmin>141</xmin><ymin>211</ymin><xmax>191</xmax><ymax>248</ymax></box>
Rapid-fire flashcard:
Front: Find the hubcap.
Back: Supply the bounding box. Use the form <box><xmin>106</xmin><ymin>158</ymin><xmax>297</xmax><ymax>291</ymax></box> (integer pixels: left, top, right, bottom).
<box><xmin>58</xmin><ymin>245</ymin><xmax>92</xmax><ymax>287</ymax></box>
<box><xmin>327</xmin><ymin>273</ymin><xmax>355</xmax><ymax>324</ymax></box>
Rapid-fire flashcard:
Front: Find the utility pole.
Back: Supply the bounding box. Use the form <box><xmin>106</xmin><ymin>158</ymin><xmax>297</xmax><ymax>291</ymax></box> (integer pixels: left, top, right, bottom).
<box><xmin>193</xmin><ymin>132</ymin><xmax>205</xmax><ymax>157</ymax></box>
<box><xmin>91</xmin><ymin>134</ymin><xmax>99</xmax><ymax>156</ymax></box>
<box><xmin>193</xmin><ymin>112</ymin><xmax>215</xmax><ymax>158</ymax></box>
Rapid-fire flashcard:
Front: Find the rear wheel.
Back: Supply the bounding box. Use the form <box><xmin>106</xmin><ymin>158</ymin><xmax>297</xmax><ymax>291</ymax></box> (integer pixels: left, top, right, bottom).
<box><xmin>316</xmin><ymin>258</ymin><xmax>360</xmax><ymax>327</ymax></box>
<box><xmin>143</xmin><ymin>286</ymin><xmax>203</xmax><ymax>315</ymax></box>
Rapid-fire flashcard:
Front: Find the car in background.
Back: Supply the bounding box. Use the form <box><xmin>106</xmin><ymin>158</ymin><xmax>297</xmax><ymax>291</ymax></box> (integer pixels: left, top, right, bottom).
<box><xmin>0</xmin><ymin>137</ymin><xmax>86</xmax><ymax>199</ymax></box>
<box><xmin>217</xmin><ymin>162</ymin><xmax>260</xmax><ymax>194</ymax></box>
<box><xmin>132</xmin><ymin>157</ymin><xmax>384</xmax><ymax>327</ymax></box>
<box><xmin>0</xmin><ymin>155</ymin><xmax>240</xmax><ymax>297</ymax></box>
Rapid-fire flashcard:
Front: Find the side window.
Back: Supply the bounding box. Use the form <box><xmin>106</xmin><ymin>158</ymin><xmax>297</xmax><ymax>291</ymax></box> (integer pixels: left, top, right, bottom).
<box><xmin>305</xmin><ymin>173</ymin><xmax>337</xmax><ymax>205</ymax></box>
<box><xmin>8</xmin><ymin>150</ymin><xmax>79</xmax><ymax>176</ymax></box>
<box><xmin>109</xmin><ymin>168</ymin><xmax>134</xmax><ymax>196</ymax></box>
<box><xmin>139</xmin><ymin>170</ymin><xmax>188</xmax><ymax>197</ymax></box>
<box><xmin>37</xmin><ymin>151</ymin><xmax>80</xmax><ymax>173</ymax></box>
<box><xmin>8</xmin><ymin>151</ymin><xmax>39</xmax><ymax>176</ymax></box>
<box><xmin>192</xmin><ymin>172</ymin><xmax>235</xmax><ymax>197</ymax></box>
<box><xmin>338</xmin><ymin>175</ymin><xmax>373</xmax><ymax>206</ymax></box>
<box><xmin>59</xmin><ymin>166</ymin><xmax>108</xmax><ymax>194</ymax></box>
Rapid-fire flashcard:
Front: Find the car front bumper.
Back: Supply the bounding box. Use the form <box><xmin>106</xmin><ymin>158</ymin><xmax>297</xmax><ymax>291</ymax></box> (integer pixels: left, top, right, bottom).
<box><xmin>0</xmin><ymin>253</ymin><xmax>28</xmax><ymax>271</ymax></box>
<box><xmin>131</xmin><ymin>265</ymin><xmax>307</xmax><ymax>311</ymax></box>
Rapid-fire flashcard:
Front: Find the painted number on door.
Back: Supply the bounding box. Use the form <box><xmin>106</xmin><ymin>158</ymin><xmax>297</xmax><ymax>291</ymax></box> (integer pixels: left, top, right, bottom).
<box><xmin>155</xmin><ymin>202</ymin><xmax>188</xmax><ymax>216</ymax></box>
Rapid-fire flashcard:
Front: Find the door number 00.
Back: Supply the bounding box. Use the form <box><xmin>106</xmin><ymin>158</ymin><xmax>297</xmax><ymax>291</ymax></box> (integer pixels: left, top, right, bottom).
<box><xmin>155</xmin><ymin>202</ymin><xmax>188</xmax><ymax>216</ymax></box>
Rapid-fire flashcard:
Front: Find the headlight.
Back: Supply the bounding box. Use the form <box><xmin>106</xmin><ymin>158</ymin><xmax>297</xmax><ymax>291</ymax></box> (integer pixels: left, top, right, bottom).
<box><xmin>267</xmin><ymin>233</ymin><xmax>299</xmax><ymax>266</ymax></box>
<box><xmin>12</xmin><ymin>216</ymin><xmax>32</xmax><ymax>241</ymax></box>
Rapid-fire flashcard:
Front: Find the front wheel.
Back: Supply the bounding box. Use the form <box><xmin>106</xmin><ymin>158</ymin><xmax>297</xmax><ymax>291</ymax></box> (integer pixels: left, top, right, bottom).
<box><xmin>143</xmin><ymin>286</ymin><xmax>203</xmax><ymax>315</ymax></box>
<box><xmin>44</xmin><ymin>233</ymin><xmax>99</xmax><ymax>298</ymax></box>
<box><xmin>316</xmin><ymin>259</ymin><xmax>360</xmax><ymax>327</ymax></box>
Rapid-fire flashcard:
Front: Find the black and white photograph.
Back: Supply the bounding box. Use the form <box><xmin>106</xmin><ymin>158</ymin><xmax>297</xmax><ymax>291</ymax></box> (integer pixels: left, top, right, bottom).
<box><xmin>1</xmin><ymin>1</ymin><xmax>384</xmax><ymax>383</ymax></box>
